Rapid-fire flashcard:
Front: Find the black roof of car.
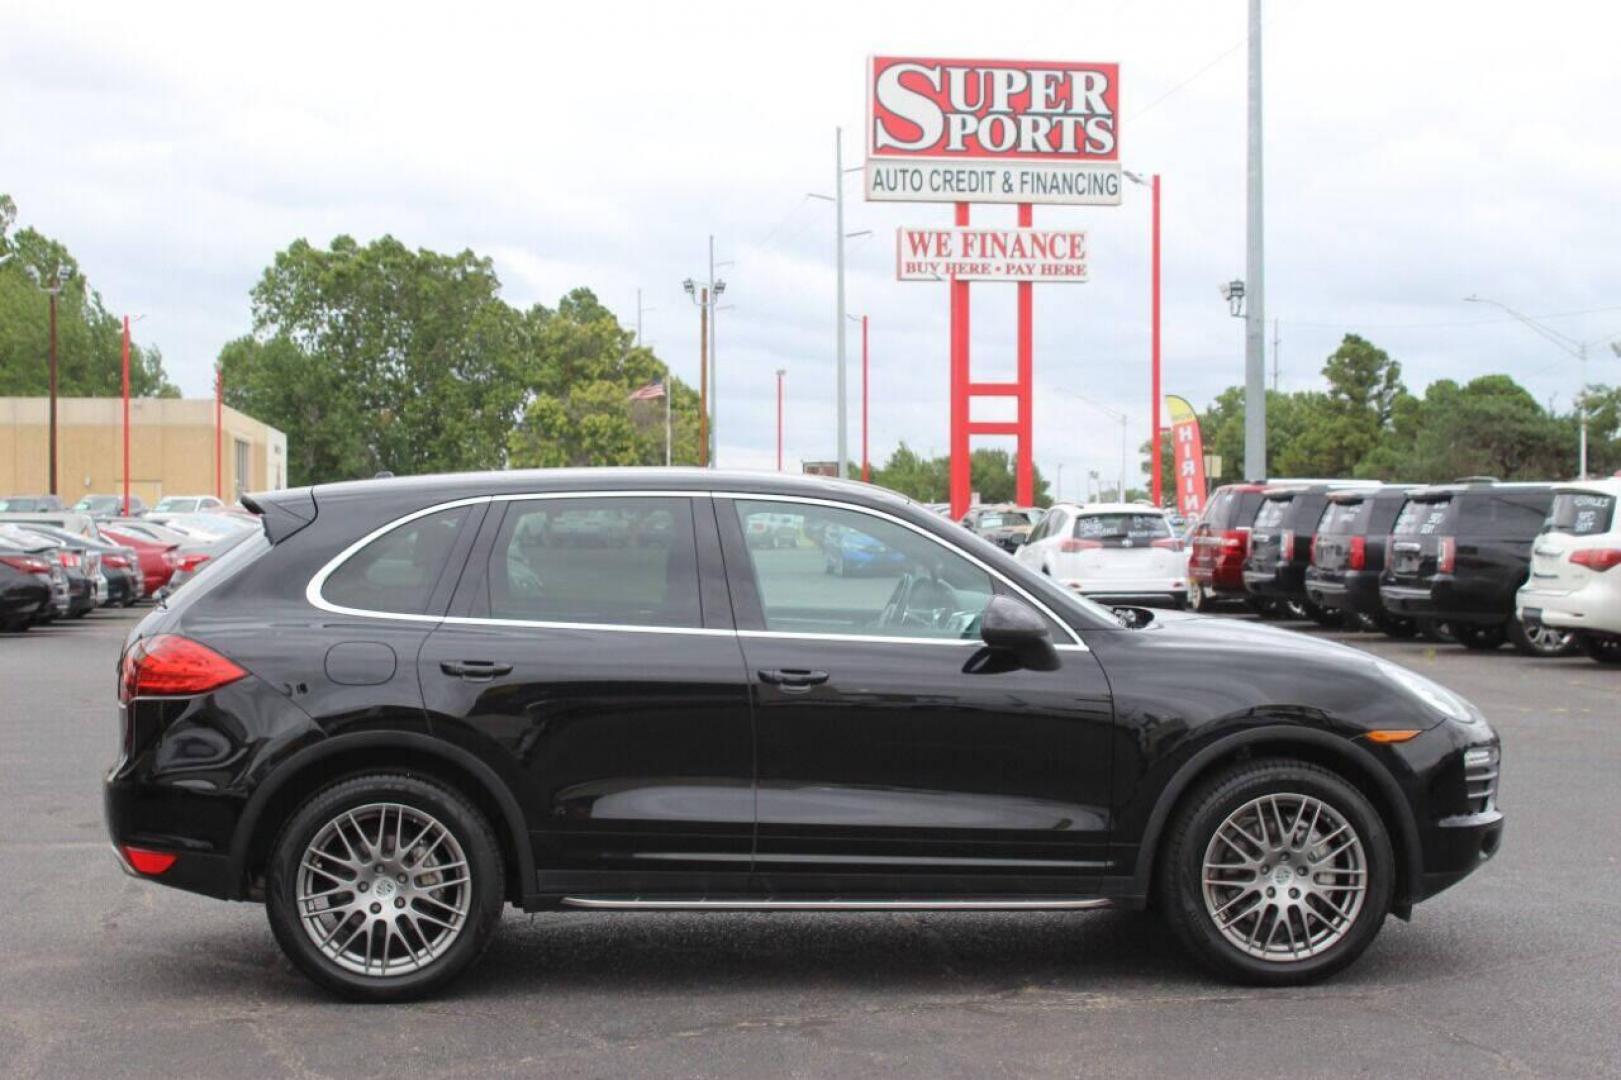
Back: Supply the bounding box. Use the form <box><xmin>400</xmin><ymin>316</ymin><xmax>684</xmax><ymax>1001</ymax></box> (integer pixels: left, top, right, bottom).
<box><xmin>1405</xmin><ymin>481</ymin><xmax>1556</xmax><ymax>501</ymax></box>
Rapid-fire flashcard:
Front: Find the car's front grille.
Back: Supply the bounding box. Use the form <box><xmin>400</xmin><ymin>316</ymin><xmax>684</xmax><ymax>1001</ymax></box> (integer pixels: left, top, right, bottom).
<box><xmin>1463</xmin><ymin>745</ymin><xmax>1500</xmax><ymax>812</ymax></box>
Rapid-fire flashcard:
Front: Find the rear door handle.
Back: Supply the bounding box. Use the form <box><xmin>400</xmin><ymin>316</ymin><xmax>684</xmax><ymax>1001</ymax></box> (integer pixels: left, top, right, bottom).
<box><xmin>440</xmin><ymin>660</ymin><xmax>513</xmax><ymax>681</ymax></box>
<box><xmin>758</xmin><ymin>668</ymin><xmax>830</xmax><ymax>691</ymax></box>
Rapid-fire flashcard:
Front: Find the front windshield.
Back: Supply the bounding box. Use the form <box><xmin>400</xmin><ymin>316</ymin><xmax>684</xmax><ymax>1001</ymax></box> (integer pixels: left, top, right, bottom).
<box><xmin>156</xmin><ymin>498</ymin><xmax>198</xmax><ymax>512</ymax></box>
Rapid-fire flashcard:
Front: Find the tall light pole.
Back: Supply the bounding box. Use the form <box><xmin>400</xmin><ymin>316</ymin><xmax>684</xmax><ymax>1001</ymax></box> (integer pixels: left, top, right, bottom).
<box><xmin>1244</xmin><ymin>0</ymin><xmax>1267</xmax><ymax>482</ymax></box>
<box><xmin>122</xmin><ymin>316</ymin><xmax>132</xmax><ymax>514</ymax></box>
<box><xmin>683</xmin><ymin>273</ymin><xmax>724</xmax><ymax>467</ymax></box>
<box><xmin>775</xmin><ymin>368</ymin><xmax>786</xmax><ymax>471</ymax></box>
<box><xmin>846</xmin><ymin>313</ymin><xmax>872</xmax><ymax>482</ymax></box>
<box><xmin>1124</xmin><ymin>171</ymin><xmax>1164</xmax><ymax>506</ymax></box>
<box><xmin>44</xmin><ymin>266</ymin><xmax>69</xmax><ymax>495</ymax></box>
<box><xmin>1465</xmin><ymin>295</ymin><xmax>1619</xmax><ymax>478</ymax></box>
<box><xmin>835</xmin><ymin>128</ymin><xmax>848</xmax><ymax>477</ymax></box>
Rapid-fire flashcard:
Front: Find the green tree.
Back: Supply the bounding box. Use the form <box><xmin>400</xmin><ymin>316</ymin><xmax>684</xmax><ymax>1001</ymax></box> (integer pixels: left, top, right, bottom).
<box><xmin>228</xmin><ymin>235</ymin><xmax>531</xmax><ymax>484</ymax></box>
<box><xmin>869</xmin><ymin>444</ymin><xmax>1050</xmax><ymax>507</ymax></box>
<box><xmin>0</xmin><ymin>194</ymin><xmax>176</xmax><ymax>398</ymax></box>
<box><xmin>506</xmin><ymin>289</ymin><xmax>702</xmax><ymax>469</ymax></box>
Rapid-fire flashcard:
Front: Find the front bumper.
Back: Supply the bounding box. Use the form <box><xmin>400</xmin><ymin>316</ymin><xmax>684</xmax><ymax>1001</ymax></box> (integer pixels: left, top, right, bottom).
<box><xmin>1415</xmin><ymin>810</ymin><xmax>1504</xmax><ymax>903</ymax></box>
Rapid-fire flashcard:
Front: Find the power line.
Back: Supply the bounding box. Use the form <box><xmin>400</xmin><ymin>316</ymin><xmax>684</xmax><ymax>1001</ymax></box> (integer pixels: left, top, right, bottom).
<box><xmin>1281</xmin><ymin>304</ymin><xmax>1621</xmax><ymax>332</ymax></box>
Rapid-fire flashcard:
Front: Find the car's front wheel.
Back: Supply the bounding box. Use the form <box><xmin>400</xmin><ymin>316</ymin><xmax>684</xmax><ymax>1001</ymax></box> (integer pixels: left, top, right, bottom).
<box><xmin>1157</xmin><ymin>759</ymin><xmax>1393</xmax><ymax>985</ymax></box>
<box><xmin>265</xmin><ymin>773</ymin><xmax>505</xmax><ymax>1002</ymax></box>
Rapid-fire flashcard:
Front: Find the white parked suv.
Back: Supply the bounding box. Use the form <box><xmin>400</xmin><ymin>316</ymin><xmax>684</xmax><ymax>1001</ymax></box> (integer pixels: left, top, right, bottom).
<box><xmin>1516</xmin><ymin>477</ymin><xmax>1621</xmax><ymax>663</ymax></box>
<box><xmin>1015</xmin><ymin>502</ymin><xmax>1188</xmax><ymax>608</ymax></box>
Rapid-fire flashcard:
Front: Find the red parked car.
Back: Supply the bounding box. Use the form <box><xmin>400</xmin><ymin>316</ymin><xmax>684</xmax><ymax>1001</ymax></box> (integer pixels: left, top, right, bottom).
<box><xmin>1186</xmin><ymin>482</ymin><xmax>1269</xmax><ymax>611</ymax></box>
<box><xmin>100</xmin><ymin>524</ymin><xmax>182</xmax><ymax>595</ymax></box>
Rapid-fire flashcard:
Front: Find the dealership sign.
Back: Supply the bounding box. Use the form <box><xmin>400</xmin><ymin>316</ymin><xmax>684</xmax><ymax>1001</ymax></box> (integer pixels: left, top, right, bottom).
<box><xmin>866</xmin><ymin>56</ymin><xmax>1121</xmax><ymax>205</ymax></box>
<box><xmin>896</xmin><ymin>226</ymin><xmax>1087</xmax><ymax>282</ymax></box>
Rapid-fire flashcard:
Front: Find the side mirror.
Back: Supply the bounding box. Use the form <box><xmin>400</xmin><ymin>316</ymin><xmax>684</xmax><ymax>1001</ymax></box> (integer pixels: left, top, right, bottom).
<box><xmin>979</xmin><ymin>595</ymin><xmax>1060</xmax><ymax>671</ymax></box>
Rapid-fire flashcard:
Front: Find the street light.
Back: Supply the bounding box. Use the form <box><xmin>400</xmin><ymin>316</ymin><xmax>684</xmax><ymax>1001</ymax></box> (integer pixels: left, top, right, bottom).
<box><xmin>1220</xmin><ymin>279</ymin><xmax>1246</xmax><ymax>318</ymax></box>
<box><xmin>1123</xmin><ymin>170</ymin><xmax>1164</xmax><ymax>507</ymax></box>
<box><xmin>42</xmin><ymin>265</ymin><xmax>71</xmax><ymax>496</ymax></box>
<box><xmin>1464</xmin><ymin>295</ymin><xmax>1620</xmax><ymax>478</ymax></box>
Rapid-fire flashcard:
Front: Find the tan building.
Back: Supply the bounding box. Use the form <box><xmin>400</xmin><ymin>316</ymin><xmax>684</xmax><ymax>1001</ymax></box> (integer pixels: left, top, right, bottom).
<box><xmin>0</xmin><ymin>397</ymin><xmax>287</xmax><ymax>505</ymax></box>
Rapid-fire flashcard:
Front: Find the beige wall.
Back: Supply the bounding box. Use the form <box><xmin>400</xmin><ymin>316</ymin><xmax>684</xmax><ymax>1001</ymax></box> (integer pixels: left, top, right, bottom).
<box><xmin>0</xmin><ymin>398</ymin><xmax>287</xmax><ymax>503</ymax></box>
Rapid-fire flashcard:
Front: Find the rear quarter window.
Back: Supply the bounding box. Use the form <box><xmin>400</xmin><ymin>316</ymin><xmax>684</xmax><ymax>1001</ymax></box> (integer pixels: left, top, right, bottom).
<box><xmin>1253</xmin><ymin>498</ymin><xmax>1291</xmax><ymax>529</ymax></box>
<box><xmin>1456</xmin><ymin>492</ymin><xmax>1552</xmax><ymax>540</ymax></box>
<box><xmin>321</xmin><ymin>506</ymin><xmax>472</xmax><ymax>615</ymax></box>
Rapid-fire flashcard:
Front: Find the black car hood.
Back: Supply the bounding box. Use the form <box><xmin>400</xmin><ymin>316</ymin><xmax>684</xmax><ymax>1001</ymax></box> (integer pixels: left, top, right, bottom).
<box><xmin>1128</xmin><ymin>607</ymin><xmax>1374</xmax><ymax>665</ymax></box>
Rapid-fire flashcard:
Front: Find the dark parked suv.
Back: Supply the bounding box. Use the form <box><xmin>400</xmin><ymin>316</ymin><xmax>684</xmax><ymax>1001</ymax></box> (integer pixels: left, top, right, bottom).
<box><xmin>1379</xmin><ymin>481</ymin><xmax>1574</xmax><ymax>655</ymax></box>
<box><xmin>1242</xmin><ymin>484</ymin><xmax>1375</xmax><ymax>622</ymax></box>
<box><xmin>107</xmin><ymin>469</ymin><xmax>1503</xmax><ymax>999</ymax></box>
<box><xmin>1305</xmin><ymin>486</ymin><xmax>1416</xmax><ymax>634</ymax></box>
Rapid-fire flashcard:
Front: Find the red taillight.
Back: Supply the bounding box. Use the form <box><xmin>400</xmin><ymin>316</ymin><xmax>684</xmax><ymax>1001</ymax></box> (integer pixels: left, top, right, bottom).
<box><xmin>1309</xmin><ymin>534</ymin><xmax>1320</xmax><ymax>565</ymax></box>
<box><xmin>1151</xmin><ymin>537</ymin><xmax>1183</xmax><ymax>552</ymax></box>
<box><xmin>57</xmin><ymin>551</ymin><xmax>80</xmax><ymax>569</ymax></box>
<box><xmin>1570</xmin><ymin>548</ymin><xmax>1621</xmax><ymax>572</ymax></box>
<box><xmin>0</xmin><ymin>553</ymin><xmax>51</xmax><ymax>576</ymax></box>
<box><xmin>1438</xmin><ymin>537</ymin><xmax>1457</xmax><ymax>575</ymax></box>
<box><xmin>1279</xmin><ymin>530</ymin><xmax>1295</xmax><ymax>565</ymax></box>
<box><xmin>176</xmin><ymin>553</ymin><xmax>211</xmax><ymax>572</ymax></box>
<box><xmin>1220</xmin><ymin>529</ymin><xmax>1248</xmax><ymax>551</ymax></box>
<box><xmin>119</xmin><ymin>634</ymin><xmax>247</xmax><ymax>703</ymax></box>
<box><xmin>121</xmin><ymin>846</ymin><xmax>177</xmax><ymax>875</ymax></box>
<box><xmin>103</xmin><ymin>554</ymin><xmax>129</xmax><ymax>569</ymax></box>
<box><xmin>1060</xmin><ymin>538</ymin><xmax>1103</xmax><ymax>552</ymax></box>
<box><xmin>1348</xmin><ymin>535</ymin><xmax>1367</xmax><ymax>571</ymax></box>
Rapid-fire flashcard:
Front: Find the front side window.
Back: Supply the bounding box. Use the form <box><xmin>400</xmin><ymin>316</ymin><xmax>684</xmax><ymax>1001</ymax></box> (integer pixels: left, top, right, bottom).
<box><xmin>1545</xmin><ymin>492</ymin><xmax>1615</xmax><ymax>536</ymax></box>
<box><xmin>734</xmin><ymin>500</ymin><xmax>994</xmax><ymax>640</ymax></box>
<box><xmin>323</xmin><ymin>505</ymin><xmax>471</xmax><ymax>615</ymax></box>
<box><xmin>486</xmin><ymin>497</ymin><xmax>700</xmax><ymax>628</ymax></box>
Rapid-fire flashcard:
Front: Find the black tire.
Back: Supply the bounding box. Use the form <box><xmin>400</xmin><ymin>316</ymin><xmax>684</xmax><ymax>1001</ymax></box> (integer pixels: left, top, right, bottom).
<box><xmin>265</xmin><ymin>772</ymin><xmax>505</xmax><ymax>1002</ymax></box>
<box><xmin>1454</xmin><ymin>622</ymin><xmax>1507</xmax><ymax>651</ymax></box>
<box><xmin>1578</xmin><ymin>632</ymin><xmax>1621</xmax><ymax>664</ymax></box>
<box><xmin>1188</xmin><ymin>579</ymin><xmax>1213</xmax><ymax>613</ymax></box>
<box><xmin>1249</xmin><ymin>598</ymin><xmax>1283</xmax><ymax>619</ymax></box>
<box><xmin>1505</xmin><ymin>615</ymin><xmax>1580</xmax><ymax>658</ymax></box>
<box><xmin>1305</xmin><ymin>601</ymin><xmax>1339</xmax><ymax>627</ymax></box>
<box><xmin>1376</xmin><ymin>614</ymin><xmax>1419</xmax><ymax>639</ymax></box>
<box><xmin>1156</xmin><ymin>758</ymin><xmax>1393</xmax><ymax>986</ymax></box>
<box><xmin>0</xmin><ymin>617</ymin><xmax>29</xmax><ymax>633</ymax></box>
<box><xmin>1416</xmin><ymin>619</ymin><xmax>1456</xmax><ymax>644</ymax></box>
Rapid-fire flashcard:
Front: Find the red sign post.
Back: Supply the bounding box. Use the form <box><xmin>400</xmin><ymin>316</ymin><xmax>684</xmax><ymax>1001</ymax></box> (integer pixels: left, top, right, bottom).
<box><xmin>866</xmin><ymin>56</ymin><xmax>1122</xmax><ymax>519</ymax></box>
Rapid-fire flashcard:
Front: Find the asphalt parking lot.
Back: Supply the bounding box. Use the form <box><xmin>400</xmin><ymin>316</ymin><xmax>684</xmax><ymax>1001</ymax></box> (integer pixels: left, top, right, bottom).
<box><xmin>2</xmin><ymin>607</ymin><xmax>1617</xmax><ymax>1079</ymax></box>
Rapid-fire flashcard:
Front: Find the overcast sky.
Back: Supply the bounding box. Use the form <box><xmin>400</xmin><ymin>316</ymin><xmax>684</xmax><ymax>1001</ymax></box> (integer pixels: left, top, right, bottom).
<box><xmin>4</xmin><ymin>0</ymin><xmax>1618</xmax><ymax>494</ymax></box>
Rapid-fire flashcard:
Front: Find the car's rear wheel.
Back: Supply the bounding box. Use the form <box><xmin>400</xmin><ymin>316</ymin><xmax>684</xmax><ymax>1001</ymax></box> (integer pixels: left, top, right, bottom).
<box><xmin>1505</xmin><ymin>615</ymin><xmax>1580</xmax><ymax>657</ymax></box>
<box><xmin>1454</xmin><ymin>622</ymin><xmax>1507</xmax><ymax>651</ymax></box>
<box><xmin>1188</xmin><ymin>578</ymin><xmax>1212</xmax><ymax>612</ymax></box>
<box><xmin>1157</xmin><ymin>759</ymin><xmax>1393</xmax><ymax>985</ymax></box>
<box><xmin>1578</xmin><ymin>632</ymin><xmax>1621</xmax><ymax>664</ymax></box>
<box><xmin>265</xmin><ymin>773</ymin><xmax>505</xmax><ymax>1002</ymax></box>
<box><xmin>1376</xmin><ymin>614</ymin><xmax>1419</xmax><ymax>639</ymax></box>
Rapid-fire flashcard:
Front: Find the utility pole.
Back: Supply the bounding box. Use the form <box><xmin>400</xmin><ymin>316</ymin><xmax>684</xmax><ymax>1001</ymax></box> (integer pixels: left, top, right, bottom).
<box><xmin>778</xmin><ymin>368</ymin><xmax>791</xmax><ymax>470</ymax></box>
<box><xmin>47</xmin><ymin>281</ymin><xmax>59</xmax><ymax>495</ymax></box>
<box><xmin>699</xmin><ymin>288</ymin><xmax>708</xmax><ymax>468</ymax></box>
<box><xmin>1244</xmin><ymin>0</ymin><xmax>1267</xmax><ymax>482</ymax></box>
<box><xmin>861</xmin><ymin>314</ymin><xmax>870</xmax><ymax>482</ymax></box>
<box><xmin>214</xmin><ymin>364</ymin><xmax>224</xmax><ymax>501</ymax></box>
<box><xmin>708</xmin><ymin>236</ymin><xmax>718</xmax><ymax>467</ymax></box>
<box><xmin>122</xmin><ymin>317</ymin><xmax>131</xmax><ymax>514</ymax></box>
<box><xmin>835</xmin><ymin>127</ymin><xmax>848</xmax><ymax>478</ymax></box>
<box><xmin>1271</xmin><ymin>317</ymin><xmax>1281</xmax><ymax>391</ymax></box>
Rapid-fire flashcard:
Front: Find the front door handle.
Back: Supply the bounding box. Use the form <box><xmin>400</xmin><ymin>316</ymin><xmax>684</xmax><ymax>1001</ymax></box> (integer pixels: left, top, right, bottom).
<box><xmin>758</xmin><ymin>668</ymin><xmax>830</xmax><ymax>692</ymax></box>
<box><xmin>440</xmin><ymin>660</ymin><xmax>513</xmax><ymax>682</ymax></box>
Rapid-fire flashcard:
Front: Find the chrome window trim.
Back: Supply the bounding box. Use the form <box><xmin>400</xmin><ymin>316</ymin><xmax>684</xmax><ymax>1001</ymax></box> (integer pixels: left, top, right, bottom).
<box><xmin>305</xmin><ymin>487</ymin><xmax>1087</xmax><ymax>649</ymax></box>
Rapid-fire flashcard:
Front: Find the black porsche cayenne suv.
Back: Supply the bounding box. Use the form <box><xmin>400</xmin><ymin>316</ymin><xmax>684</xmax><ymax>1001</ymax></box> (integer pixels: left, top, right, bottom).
<box><xmin>106</xmin><ymin>470</ymin><xmax>1503</xmax><ymax>1000</ymax></box>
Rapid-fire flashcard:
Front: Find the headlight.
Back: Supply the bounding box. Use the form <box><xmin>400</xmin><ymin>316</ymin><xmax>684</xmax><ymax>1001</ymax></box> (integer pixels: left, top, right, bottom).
<box><xmin>1374</xmin><ymin>659</ymin><xmax>1478</xmax><ymax>724</ymax></box>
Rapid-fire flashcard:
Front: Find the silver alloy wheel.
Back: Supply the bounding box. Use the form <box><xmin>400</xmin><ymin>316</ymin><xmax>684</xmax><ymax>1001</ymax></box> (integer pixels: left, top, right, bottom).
<box><xmin>1520</xmin><ymin>618</ymin><xmax>1574</xmax><ymax>654</ymax></box>
<box><xmin>1201</xmin><ymin>793</ymin><xmax>1367</xmax><ymax>963</ymax></box>
<box><xmin>295</xmin><ymin>802</ymin><xmax>472</xmax><ymax>977</ymax></box>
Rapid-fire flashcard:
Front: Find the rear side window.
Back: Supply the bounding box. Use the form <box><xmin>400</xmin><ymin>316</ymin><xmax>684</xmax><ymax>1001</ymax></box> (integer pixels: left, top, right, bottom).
<box><xmin>1394</xmin><ymin>500</ymin><xmax>1453</xmax><ymax>536</ymax></box>
<box><xmin>1318</xmin><ymin>501</ymin><xmax>1367</xmax><ymax>535</ymax></box>
<box><xmin>1075</xmin><ymin>513</ymin><xmax>1170</xmax><ymax>541</ymax></box>
<box><xmin>323</xmin><ymin>506</ymin><xmax>472</xmax><ymax>615</ymax></box>
<box><xmin>1201</xmin><ymin>489</ymin><xmax>1234</xmax><ymax>530</ymax></box>
<box><xmin>486</xmin><ymin>497</ymin><xmax>700</xmax><ymax>627</ymax></box>
<box><xmin>1456</xmin><ymin>492</ymin><xmax>1552</xmax><ymax>539</ymax></box>
<box><xmin>1253</xmin><ymin>498</ymin><xmax>1292</xmax><ymax>529</ymax></box>
<box><xmin>1545</xmin><ymin>493</ymin><xmax>1615</xmax><ymax>536</ymax></box>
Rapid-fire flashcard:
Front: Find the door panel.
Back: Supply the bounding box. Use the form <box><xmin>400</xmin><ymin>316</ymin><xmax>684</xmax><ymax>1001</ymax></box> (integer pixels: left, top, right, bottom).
<box><xmin>419</xmin><ymin>494</ymin><xmax>755</xmax><ymax>891</ymax></box>
<box><xmin>721</xmin><ymin>496</ymin><xmax>1115</xmax><ymax>895</ymax></box>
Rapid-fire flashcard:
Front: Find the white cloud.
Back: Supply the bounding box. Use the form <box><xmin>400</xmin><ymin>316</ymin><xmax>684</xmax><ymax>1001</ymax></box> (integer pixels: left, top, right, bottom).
<box><xmin>4</xmin><ymin>0</ymin><xmax>1618</xmax><ymax>489</ymax></box>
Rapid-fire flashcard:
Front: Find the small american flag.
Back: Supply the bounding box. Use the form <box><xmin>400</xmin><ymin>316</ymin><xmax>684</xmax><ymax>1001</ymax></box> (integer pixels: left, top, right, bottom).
<box><xmin>628</xmin><ymin>378</ymin><xmax>666</xmax><ymax>402</ymax></box>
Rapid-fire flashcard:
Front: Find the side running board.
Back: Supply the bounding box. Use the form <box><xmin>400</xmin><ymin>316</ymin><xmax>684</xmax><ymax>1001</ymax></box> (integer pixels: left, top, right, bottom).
<box><xmin>559</xmin><ymin>896</ymin><xmax>1112</xmax><ymax>911</ymax></box>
